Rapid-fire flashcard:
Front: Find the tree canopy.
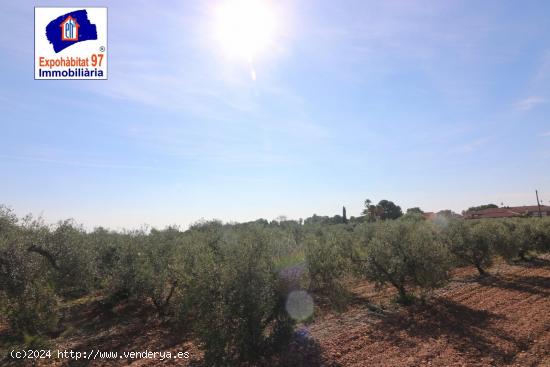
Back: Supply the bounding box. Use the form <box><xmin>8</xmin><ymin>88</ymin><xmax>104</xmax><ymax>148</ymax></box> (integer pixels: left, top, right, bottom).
<box><xmin>467</xmin><ymin>204</ymin><xmax>498</xmax><ymax>212</ymax></box>
<box><xmin>406</xmin><ymin>207</ymin><xmax>424</xmax><ymax>215</ymax></box>
<box><xmin>363</xmin><ymin>199</ymin><xmax>403</xmax><ymax>221</ymax></box>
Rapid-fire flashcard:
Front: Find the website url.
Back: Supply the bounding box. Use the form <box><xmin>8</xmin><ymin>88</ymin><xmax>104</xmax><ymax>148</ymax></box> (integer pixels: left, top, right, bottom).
<box><xmin>10</xmin><ymin>349</ymin><xmax>190</xmax><ymax>361</ymax></box>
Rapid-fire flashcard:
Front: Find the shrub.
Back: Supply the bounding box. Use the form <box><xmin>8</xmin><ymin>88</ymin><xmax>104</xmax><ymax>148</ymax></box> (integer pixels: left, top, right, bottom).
<box><xmin>5</xmin><ymin>283</ymin><xmax>59</xmax><ymax>337</ymax></box>
<box><xmin>443</xmin><ymin>219</ymin><xmax>506</xmax><ymax>275</ymax></box>
<box><xmin>0</xmin><ymin>206</ymin><xmax>24</xmax><ymax>298</ymax></box>
<box><xmin>497</xmin><ymin>219</ymin><xmax>547</xmax><ymax>261</ymax></box>
<box><xmin>190</xmin><ymin>225</ymin><xmax>294</xmax><ymax>366</ymax></box>
<box><xmin>43</xmin><ymin>220</ymin><xmax>97</xmax><ymax>296</ymax></box>
<box><xmin>103</xmin><ymin>228</ymin><xmax>186</xmax><ymax>316</ymax></box>
<box><xmin>305</xmin><ymin>225</ymin><xmax>351</xmax><ymax>307</ymax></box>
<box><xmin>0</xmin><ymin>207</ymin><xmax>60</xmax><ymax>337</ymax></box>
<box><xmin>536</xmin><ymin>217</ymin><xmax>550</xmax><ymax>253</ymax></box>
<box><xmin>357</xmin><ymin>220</ymin><xmax>451</xmax><ymax>303</ymax></box>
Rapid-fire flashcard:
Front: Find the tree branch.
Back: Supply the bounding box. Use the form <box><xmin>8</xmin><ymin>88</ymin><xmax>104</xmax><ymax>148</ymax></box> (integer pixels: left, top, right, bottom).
<box><xmin>27</xmin><ymin>244</ymin><xmax>60</xmax><ymax>271</ymax></box>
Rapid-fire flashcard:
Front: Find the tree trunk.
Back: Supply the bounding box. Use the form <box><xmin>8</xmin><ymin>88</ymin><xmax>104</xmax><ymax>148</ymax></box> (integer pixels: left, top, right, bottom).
<box><xmin>153</xmin><ymin>281</ymin><xmax>177</xmax><ymax>317</ymax></box>
<box><xmin>475</xmin><ymin>263</ymin><xmax>486</xmax><ymax>276</ymax></box>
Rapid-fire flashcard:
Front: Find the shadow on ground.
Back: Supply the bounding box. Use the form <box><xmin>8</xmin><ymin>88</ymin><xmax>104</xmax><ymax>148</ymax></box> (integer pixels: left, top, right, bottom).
<box><xmin>514</xmin><ymin>256</ymin><xmax>550</xmax><ymax>270</ymax></box>
<box><xmin>366</xmin><ymin>298</ymin><xmax>527</xmax><ymax>364</ymax></box>
<box><xmin>273</xmin><ymin>332</ymin><xmax>341</xmax><ymax>367</ymax></box>
<box><xmin>478</xmin><ymin>273</ymin><xmax>550</xmax><ymax>297</ymax></box>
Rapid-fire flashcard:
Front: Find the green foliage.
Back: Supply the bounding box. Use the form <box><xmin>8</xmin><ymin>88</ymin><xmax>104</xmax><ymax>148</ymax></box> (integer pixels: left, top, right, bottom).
<box><xmin>189</xmin><ymin>225</ymin><xmax>293</xmax><ymax>365</ymax></box>
<box><xmin>536</xmin><ymin>217</ymin><xmax>550</xmax><ymax>252</ymax></box>
<box><xmin>305</xmin><ymin>226</ymin><xmax>351</xmax><ymax>307</ymax></box>
<box><xmin>102</xmin><ymin>227</ymin><xmax>196</xmax><ymax>317</ymax></box>
<box><xmin>406</xmin><ymin>207</ymin><xmax>424</xmax><ymax>215</ymax></box>
<box><xmin>401</xmin><ymin>212</ymin><xmax>426</xmax><ymax>222</ymax></box>
<box><xmin>376</xmin><ymin>199</ymin><xmax>403</xmax><ymax>220</ymax></box>
<box><xmin>3</xmin><ymin>200</ymin><xmax>550</xmax><ymax>364</ymax></box>
<box><xmin>467</xmin><ymin>204</ymin><xmax>499</xmax><ymax>212</ymax></box>
<box><xmin>497</xmin><ymin>218</ymin><xmax>550</xmax><ymax>260</ymax></box>
<box><xmin>5</xmin><ymin>283</ymin><xmax>59</xmax><ymax>337</ymax></box>
<box><xmin>303</xmin><ymin>214</ymin><xmax>346</xmax><ymax>226</ymax></box>
<box><xmin>44</xmin><ymin>220</ymin><xmax>96</xmax><ymax>295</ymax></box>
<box><xmin>0</xmin><ymin>206</ymin><xmax>25</xmax><ymax>298</ymax></box>
<box><xmin>22</xmin><ymin>333</ymin><xmax>51</xmax><ymax>349</ymax></box>
<box><xmin>0</xmin><ymin>207</ymin><xmax>60</xmax><ymax>337</ymax></box>
<box><xmin>356</xmin><ymin>220</ymin><xmax>451</xmax><ymax>302</ymax></box>
<box><xmin>363</xmin><ymin>199</ymin><xmax>403</xmax><ymax>221</ymax></box>
<box><xmin>443</xmin><ymin>219</ymin><xmax>506</xmax><ymax>275</ymax></box>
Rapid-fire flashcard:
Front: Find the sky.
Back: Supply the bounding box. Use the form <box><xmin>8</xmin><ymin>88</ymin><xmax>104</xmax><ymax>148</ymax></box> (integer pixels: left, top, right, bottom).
<box><xmin>1</xmin><ymin>0</ymin><xmax>550</xmax><ymax>229</ymax></box>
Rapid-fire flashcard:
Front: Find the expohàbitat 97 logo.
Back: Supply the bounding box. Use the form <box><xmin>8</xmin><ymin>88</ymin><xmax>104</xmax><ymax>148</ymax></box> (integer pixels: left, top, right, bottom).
<box><xmin>35</xmin><ymin>7</ymin><xmax>108</xmax><ymax>80</ymax></box>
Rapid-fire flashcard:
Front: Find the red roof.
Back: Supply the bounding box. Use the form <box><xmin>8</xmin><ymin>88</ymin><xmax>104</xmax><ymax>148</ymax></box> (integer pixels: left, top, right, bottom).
<box><xmin>423</xmin><ymin>211</ymin><xmax>462</xmax><ymax>220</ymax></box>
<box><xmin>465</xmin><ymin>205</ymin><xmax>550</xmax><ymax>219</ymax></box>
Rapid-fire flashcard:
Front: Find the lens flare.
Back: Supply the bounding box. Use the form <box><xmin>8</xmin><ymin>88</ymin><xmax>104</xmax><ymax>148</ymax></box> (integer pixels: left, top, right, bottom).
<box><xmin>285</xmin><ymin>290</ymin><xmax>314</xmax><ymax>321</ymax></box>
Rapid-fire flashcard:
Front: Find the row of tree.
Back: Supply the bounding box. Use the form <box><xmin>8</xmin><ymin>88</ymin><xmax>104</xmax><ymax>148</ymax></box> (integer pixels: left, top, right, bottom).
<box><xmin>1</xmin><ymin>204</ymin><xmax>549</xmax><ymax>365</ymax></box>
<box><xmin>304</xmin><ymin>198</ymin><xmax>464</xmax><ymax>225</ymax></box>
<box><xmin>306</xmin><ymin>215</ymin><xmax>550</xmax><ymax>305</ymax></box>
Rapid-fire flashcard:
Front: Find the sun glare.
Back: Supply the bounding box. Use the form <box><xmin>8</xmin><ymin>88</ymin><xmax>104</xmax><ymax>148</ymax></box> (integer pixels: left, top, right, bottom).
<box><xmin>213</xmin><ymin>0</ymin><xmax>279</xmax><ymax>63</ymax></box>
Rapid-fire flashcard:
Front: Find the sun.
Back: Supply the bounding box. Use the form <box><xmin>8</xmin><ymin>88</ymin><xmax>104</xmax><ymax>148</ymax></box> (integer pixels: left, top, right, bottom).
<box><xmin>213</xmin><ymin>0</ymin><xmax>279</xmax><ymax>62</ymax></box>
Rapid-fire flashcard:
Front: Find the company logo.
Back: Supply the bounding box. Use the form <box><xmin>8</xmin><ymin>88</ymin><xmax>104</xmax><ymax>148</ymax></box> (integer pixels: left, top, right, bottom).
<box><xmin>46</xmin><ymin>10</ymin><xmax>98</xmax><ymax>53</ymax></box>
<box><xmin>35</xmin><ymin>7</ymin><xmax>107</xmax><ymax>80</ymax></box>
<box><xmin>61</xmin><ymin>16</ymin><xmax>79</xmax><ymax>41</ymax></box>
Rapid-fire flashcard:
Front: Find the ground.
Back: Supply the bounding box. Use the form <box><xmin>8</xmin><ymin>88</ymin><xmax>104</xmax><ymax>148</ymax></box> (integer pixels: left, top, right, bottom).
<box><xmin>1</xmin><ymin>256</ymin><xmax>549</xmax><ymax>366</ymax></box>
<box><xmin>307</xmin><ymin>257</ymin><xmax>550</xmax><ymax>367</ymax></box>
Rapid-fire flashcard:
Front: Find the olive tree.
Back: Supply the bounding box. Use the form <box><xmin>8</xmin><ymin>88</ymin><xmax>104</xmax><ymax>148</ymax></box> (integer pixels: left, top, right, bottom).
<box><xmin>101</xmin><ymin>228</ymin><xmax>181</xmax><ymax>316</ymax></box>
<box><xmin>536</xmin><ymin>217</ymin><xmax>550</xmax><ymax>253</ymax></box>
<box><xmin>443</xmin><ymin>219</ymin><xmax>506</xmax><ymax>275</ymax></box>
<box><xmin>493</xmin><ymin>218</ymin><xmax>550</xmax><ymax>261</ymax></box>
<box><xmin>189</xmin><ymin>225</ymin><xmax>294</xmax><ymax>366</ymax></box>
<box><xmin>0</xmin><ymin>207</ymin><xmax>60</xmax><ymax>337</ymax></box>
<box><xmin>356</xmin><ymin>220</ymin><xmax>451</xmax><ymax>303</ymax></box>
<box><xmin>305</xmin><ymin>225</ymin><xmax>352</xmax><ymax>306</ymax></box>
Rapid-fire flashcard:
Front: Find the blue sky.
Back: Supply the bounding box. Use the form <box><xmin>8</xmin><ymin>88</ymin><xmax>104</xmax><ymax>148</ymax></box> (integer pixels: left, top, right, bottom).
<box><xmin>1</xmin><ymin>0</ymin><xmax>550</xmax><ymax>229</ymax></box>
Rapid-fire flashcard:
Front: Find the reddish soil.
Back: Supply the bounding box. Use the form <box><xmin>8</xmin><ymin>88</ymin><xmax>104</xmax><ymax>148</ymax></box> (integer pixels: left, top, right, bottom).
<box><xmin>308</xmin><ymin>257</ymin><xmax>550</xmax><ymax>367</ymax></box>
<box><xmin>2</xmin><ymin>257</ymin><xmax>549</xmax><ymax>366</ymax></box>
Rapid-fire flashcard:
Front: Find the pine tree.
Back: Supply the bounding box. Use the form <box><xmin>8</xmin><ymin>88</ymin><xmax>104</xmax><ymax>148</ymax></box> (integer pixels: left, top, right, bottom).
<box><xmin>343</xmin><ymin>206</ymin><xmax>348</xmax><ymax>224</ymax></box>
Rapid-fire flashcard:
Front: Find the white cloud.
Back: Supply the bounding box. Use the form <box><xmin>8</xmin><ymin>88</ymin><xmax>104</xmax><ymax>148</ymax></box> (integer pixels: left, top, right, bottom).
<box><xmin>456</xmin><ymin>137</ymin><xmax>488</xmax><ymax>153</ymax></box>
<box><xmin>515</xmin><ymin>96</ymin><xmax>546</xmax><ymax>111</ymax></box>
<box><xmin>0</xmin><ymin>153</ymin><xmax>164</xmax><ymax>171</ymax></box>
<box><xmin>542</xmin><ymin>131</ymin><xmax>550</xmax><ymax>137</ymax></box>
<box><xmin>535</xmin><ymin>50</ymin><xmax>550</xmax><ymax>83</ymax></box>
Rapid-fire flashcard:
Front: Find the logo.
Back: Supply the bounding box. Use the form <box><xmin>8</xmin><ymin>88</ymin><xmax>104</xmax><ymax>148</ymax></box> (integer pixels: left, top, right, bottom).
<box><xmin>61</xmin><ymin>16</ymin><xmax>79</xmax><ymax>42</ymax></box>
<box><xmin>35</xmin><ymin>7</ymin><xmax>107</xmax><ymax>80</ymax></box>
<box><xmin>46</xmin><ymin>10</ymin><xmax>98</xmax><ymax>53</ymax></box>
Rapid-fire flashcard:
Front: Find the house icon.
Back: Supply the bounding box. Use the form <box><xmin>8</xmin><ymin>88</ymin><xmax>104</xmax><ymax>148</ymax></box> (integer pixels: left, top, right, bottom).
<box><xmin>60</xmin><ymin>16</ymin><xmax>79</xmax><ymax>41</ymax></box>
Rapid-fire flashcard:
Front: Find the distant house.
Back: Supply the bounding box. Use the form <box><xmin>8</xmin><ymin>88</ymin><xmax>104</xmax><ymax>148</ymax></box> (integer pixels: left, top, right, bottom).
<box><xmin>423</xmin><ymin>211</ymin><xmax>462</xmax><ymax>220</ymax></box>
<box><xmin>464</xmin><ymin>205</ymin><xmax>550</xmax><ymax>219</ymax></box>
<box><xmin>423</xmin><ymin>212</ymin><xmax>437</xmax><ymax>220</ymax></box>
